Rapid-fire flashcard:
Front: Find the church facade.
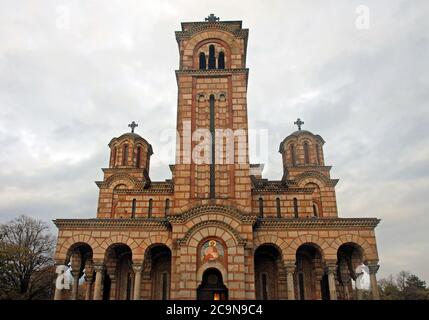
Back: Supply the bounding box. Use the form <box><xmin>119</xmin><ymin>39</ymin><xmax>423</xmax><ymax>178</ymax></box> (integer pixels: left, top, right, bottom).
<box><xmin>53</xmin><ymin>15</ymin><xmax>381</xmax><ymax>300</ymax></box>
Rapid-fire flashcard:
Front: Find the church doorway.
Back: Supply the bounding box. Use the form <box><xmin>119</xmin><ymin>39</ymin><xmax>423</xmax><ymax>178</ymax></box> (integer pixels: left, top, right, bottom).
<box><xmin>197</xmin><ymin>268</ymin><xmax>228</xmax><ymax>300</ymax></box>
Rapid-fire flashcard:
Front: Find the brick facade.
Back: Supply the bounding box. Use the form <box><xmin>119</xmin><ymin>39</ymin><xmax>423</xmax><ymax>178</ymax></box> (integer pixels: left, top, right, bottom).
<box><xmin>53</xmin><ymin>16</ymin><xmax>381</xmax><ymax>301</ymax></box>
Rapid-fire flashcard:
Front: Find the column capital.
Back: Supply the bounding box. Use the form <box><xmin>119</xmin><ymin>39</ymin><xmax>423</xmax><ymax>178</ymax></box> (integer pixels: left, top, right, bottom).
<box><xmin>367</xmin><ymin>263</ymin><xmax>380</xmax><ymax>274</ymax></box>
<box><xmin>93</xmin><ymin>264</ymin><xmax>105</xmax><ymax>273</ymax></box>
<box><xmin>132</xmin><ymin>263</ymin><xmax>143</xmax><ymax>273</ymax></box>
<box><xmin>325</xmin><ymin>263</ymin><xmax>337</xmax><ymax>274</ymax></box>
<box><xmin>284</xmin><ymin>262</ymin><xmax>296</xmax><ymax>273</ymax></box>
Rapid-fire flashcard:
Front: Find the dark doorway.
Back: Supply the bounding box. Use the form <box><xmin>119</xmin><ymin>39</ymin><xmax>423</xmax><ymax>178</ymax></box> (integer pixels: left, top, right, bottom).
<box><xmin>197</xmin><ymin>268</ymin><xmax>228</xmax><ymax>300</ymax></box>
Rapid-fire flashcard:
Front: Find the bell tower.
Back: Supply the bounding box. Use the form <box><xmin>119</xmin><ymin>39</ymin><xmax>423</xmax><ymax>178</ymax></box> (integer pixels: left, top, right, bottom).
<box><xmin>173</xmin><ymin>14</ymin><xmax>252</xmax><ymax>212</ymax></box>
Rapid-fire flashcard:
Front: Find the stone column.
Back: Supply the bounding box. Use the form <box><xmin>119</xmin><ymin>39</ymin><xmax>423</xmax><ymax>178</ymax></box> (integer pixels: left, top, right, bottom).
<box><xmin>367</xmin><ymin>263</ymin><xmax>380</xmax><ymax>300</ymax></box>
<box><xmin>132</xmin><ymin>264</ymin><xmax>143</xmax><ymax>300</ymax></box>
<box><xmin>71</xmin><ymin>271</ymin><xmax>80</xmax><ymax>300</ymax></box>
<box><xmin>325</xmin><ymin>263</ymin><xmax>338</xmax><ymax>300</ymax></box>
<box><xmin>84</xmin><ymin>277</ymin><xmax>93</xmax><ymax>300</ymax></box>
<box><xmin>93</xmin><ymin>264</ymin><xmax>105</xmax><ymax>300</ymax></box>
<box><xmin>285</xmin><ymin>263</ymin><xmax>296</xmax><ymax>300</ymax></box>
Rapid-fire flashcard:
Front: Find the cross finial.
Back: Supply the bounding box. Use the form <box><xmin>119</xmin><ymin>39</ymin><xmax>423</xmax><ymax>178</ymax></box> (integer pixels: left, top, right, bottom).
<box><xmin>128</xmin><ymin>121</ymin><xmax>138</xmax><ymax>133</ymax></box>
<box><xmin>294</xmin><ymin>118</ymin><xmax>304</xmax><ymax>131</ymax></box>
<box><xmin>205</xmin><ymin>13</ymin><xmax>220</xmax><ymax>22</ymax></box>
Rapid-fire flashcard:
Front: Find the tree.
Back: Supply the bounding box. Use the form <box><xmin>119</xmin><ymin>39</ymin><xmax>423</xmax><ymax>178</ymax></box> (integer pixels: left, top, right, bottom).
<box><xmin>0</xmin><ymin>215</ymin><xmax>56</xmax><ymax>300</ymax></box>
<box><xmin>379</xmin><ymin>271</ymin><xmax>429</xmax><ymax>300</ymax></box>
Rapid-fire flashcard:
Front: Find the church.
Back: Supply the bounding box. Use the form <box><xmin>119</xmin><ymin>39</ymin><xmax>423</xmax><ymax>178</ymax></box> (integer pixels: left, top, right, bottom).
<box><xmin>53</xmin><ymin>15</ymin><xmax>381</xmax><ymax>300</ymax></box>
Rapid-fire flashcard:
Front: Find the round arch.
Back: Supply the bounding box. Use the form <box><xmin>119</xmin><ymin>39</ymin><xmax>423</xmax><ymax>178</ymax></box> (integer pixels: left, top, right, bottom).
<box><xmin>331</xmin><ymin>234</ymin><xmax>377</xmax><ymax>261</ymax></box>
<box><xmin>285</xmin><ymin>234</ymin><xmax>330</xmax><ymax>261</ymax></box>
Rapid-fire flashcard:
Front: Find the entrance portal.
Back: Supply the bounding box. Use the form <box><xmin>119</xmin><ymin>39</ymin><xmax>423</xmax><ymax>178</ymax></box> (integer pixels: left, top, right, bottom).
<box><xmin>197</xmin><ymin>268</ymin><xmax>228</xmax><ymax>300</ymax></box>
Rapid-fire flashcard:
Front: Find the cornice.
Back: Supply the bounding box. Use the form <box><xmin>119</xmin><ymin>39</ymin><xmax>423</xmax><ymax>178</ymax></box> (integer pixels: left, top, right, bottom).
<box><xmin>254</xmin><ymin>217</ymin><xmax>380</xmax><ymax>230</ymax></box>
<box><xmin>167</xmin><ymin>204</ymin><xmax>256</xmax><ymax>224</ymax></box>
<box><xmin>175</xmin><ymin>68</ymin><xmax>249</xmax><ymax>76</ymax></box>
<box><xmin>53</xmin><ymin>218</ymin><xmax>171</xmax><ymax>230</ymax></box>
<box><xmin>175</xmin><ymin>23</ymin><xmax>248</xmax><ymax>41</ymax></box>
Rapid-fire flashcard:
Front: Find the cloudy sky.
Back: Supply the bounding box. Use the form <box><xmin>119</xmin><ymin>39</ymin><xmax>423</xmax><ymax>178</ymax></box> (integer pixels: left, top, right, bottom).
<box><xmin>0</xmin><ymin>0</ymin><xmax>428</xmax><ymax>281</ymax></box>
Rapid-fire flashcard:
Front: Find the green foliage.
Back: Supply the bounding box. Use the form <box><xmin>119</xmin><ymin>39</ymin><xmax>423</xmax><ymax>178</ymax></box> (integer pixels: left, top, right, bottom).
<box><xmin>379</xmin><ymin>271</ymin><xmax>429</xmax><ymax>300</ymax></box>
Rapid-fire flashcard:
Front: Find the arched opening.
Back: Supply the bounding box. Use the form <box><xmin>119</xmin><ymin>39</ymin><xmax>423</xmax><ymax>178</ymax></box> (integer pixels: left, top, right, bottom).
<box><xmin>316</xmin><ymin>145</ymin><xmax>321</xmax><ymax>165</ymax></box>
<box><xmin>144</xmin><ymin>245</ymin><xmax>172</xmax><ymax>300</ymax></box>
<box><xmin>295</xmin><ymin>244</ymin><xmax>324</xmax><ymax>300</ymax></box>
<box><xmin>131</xmin><ymin>199</ymin><xmax>136</xmax><ymax>218</ymax></box>
<box><xmin>208</xmin><ymin>45</ymin><xmax>216</xmax><ymax>69</ymax></box>
<box><xmin>218</xmin><ymin>51</ymin><xmax>225</xmax><ymax>69</ymax></box>
<box><xmin>313</xmin><ymin>203</ymin><xmax>318</xmax><ymax>217</ymax></box>
<box><xmin>258</xmin><ymin>197</ymin><xmax>264</xmax><ymax>217</ymax></box>
<box><xmin>293</xmin><ymin>198</ymin><xmax>299</xmax><ymax>218</ymax></box>
<box><xmin>103</xmin><ymin>244</ymin><xmax>133</xmax><ymax>300</ymax></box>
<box><xmin>65</xmin><ymin>243</ymin><xmax>94</xmax><ymax>300</ymax></box>
<box><xmin>122</xmin><ymin>144</ymin><xmax>128</xmax><ymax>166</ymax></box>
<box><xmin>148</xmin><ymin>199</ymin><xmax>153</xmax><ymax>218</ymax></box>
<box><xmin>254</xmin><ymin>244</ymin><xmax>284</xmax><ymax>300</ymax></box>
<box><xmin>164</xmin><ymin>199</ymin><xmax>170</xmax><ymax>217</ymax></box>
<box><xmin>199</xmin><ymin>52</ymin><xmax>206</xmax><ymax>70</ymax></box>
<box><xmin>304</xmin><ymin>142</ymin><xmax>310</xmax><ymax>164</ymax></box>
<box><xmin>197</xmin><ymin>268</ymin><xmax>228</xmax><ymax>300</ymax></box>
<box><xmin>136</xmin><ymin>146</ymin><xmax>141</xmax><ymax>168</ymax></box>
<box><xmin>290</xmin><ymin>144</ymin><xmax>296</xmax><ymax>166</ymax></box>
<box><xmin>276</xmin><ymin>197</ymin><xmax>281</xmax><ymax>218</ymax></box>
<box><xmin>111</xmin><ymin>147</ymin><xmax>117</xmax><ymax>167</ymax></box>
<box><xmin>337</xmin><ymin>243</ymin><xmax>365</xmax><ymax>300</ymax></box>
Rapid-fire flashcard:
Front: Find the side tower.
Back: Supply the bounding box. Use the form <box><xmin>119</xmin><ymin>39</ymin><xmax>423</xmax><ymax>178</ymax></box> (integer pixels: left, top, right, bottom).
<box><xmin>173</xmin><ymin>14</ymin><xmax>252</xmax><ymax>212</ymax></box>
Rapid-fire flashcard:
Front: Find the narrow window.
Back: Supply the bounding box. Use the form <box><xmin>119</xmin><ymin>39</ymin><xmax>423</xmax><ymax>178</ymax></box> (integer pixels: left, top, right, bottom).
<box><xmin>162</xmin><ymin>272</ymin><xmax>168</xmax><ymax>300</ymax></box>
<box><xmin>304</xmin><ymin>142</ymin><xmax>310</xmax><ymax>164</ymax></box>
<box><xmin>316</xmin><ymin>145</ymin><xmax>321</xmax><ymax>165</ymax></box>
<box><xmin>218</xmin><ymin>51</ymin><xmax>225</xmax><ymax>69</ymax></box>
<box><xmin>313</xmin><ymin>203</ymin><xmax>318</xmax><ymax>217</ymax></box>
<box><xmin>148</xmin><ymin>199</ymin><xmax>153</xmax><ymax>218</ymax></box>
<box><xmin>208</xmin><ymin>45</ymin><xmax>216</xmax><ymax>69</ymax></box>
<box><xmin>261</xmin><ymin>273</ymin><xmax>268</xmax><ymax>300</ymax></box>
<box><xmin>136</xmin><ymin>146</ymin><xmax>141</xmax><ymax>168</ymax></box>
<box><xmin>199</xmin><ymin>52</ymin><xmax>206</xmax><ymax>70</ymax></box>
<box><xmin>111</xmin><ymin>147</ymin><xmax>117</xmax><ymax>167</ymax></box>
<box><xmin>290</xmin><ymin>144</ymin><xmax>296</xmax><ymax>166</ymax></box>
<box><xmin>293</xmin><ymin>198</ymin><xmax>299</xmax><ymax>218</ymax></box>
<box><xmin>131</xmin><ymin>199</ymin><xmax>136</xmax><ymax>218</ymax></box>
<box><xmin>259</xmin><ymin>197</ymin><xmax>264</xmax><ymax>217</ymax></box>
<box><xmin>276</xmin><ymin>197</ymin><xmax>281</xmax><ymax>218</ymax></box>
<box><xmin>299</xmin><ymin>273</ymin><xmax>305</xmax><ymax>300</ymax></box>
<box><xmin>123</xmin><ymin>144</ymin><xmax>128</xmax><ymax>165</ymax></box>
<box><xmin>165</xmin><ymin>199</ymin><xmax>170</xmax><ymax>217</ymax></box>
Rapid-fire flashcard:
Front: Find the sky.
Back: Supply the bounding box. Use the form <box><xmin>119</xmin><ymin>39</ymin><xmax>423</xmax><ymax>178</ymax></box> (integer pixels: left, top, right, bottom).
<box><xmin>0</xmin><ymin>0</ymin><xmax>428</xmax><ymax>282</ymax></box>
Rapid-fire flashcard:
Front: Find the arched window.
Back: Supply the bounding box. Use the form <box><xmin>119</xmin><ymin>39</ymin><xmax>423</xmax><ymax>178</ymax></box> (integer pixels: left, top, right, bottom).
<box><xmin>123</xmin><ymin>145</ymin><xmax>128</xmax><ymax>165</ymax></box>
<box><xmin>290</xmin><ymin>144</ymin><xmax>296</xmax><ymax>166</ymax></box>
<box><xmin>316</xmin><ymin>145</ymin><xmax>321</xmax><ymax>165</ymax></box>
<box><xmin>148</xmin><ymin>199</ymin><xmax>153</xmax><ymax>218</ymax></box>
<box><xmin>165</xmin><ymin>198</ymin><xmax>170</xmax><ymax>217</ymax></box>
<box><xmin>293</xmin><ymin>198</ymin><xmax>299</xmax><ymax>218</ymax></box>
<box><xmin>218</xmin><ymin>51</ymin><xmax>225</xmax><ymax>69</ymax></box>
<box><xmin>199</xmin><ymin>52</ymin><xmax>206</xmax><ymax>70</ymax></box>
<box><xmin>111</xmin><ymin>147</ymin><xmax>117</xmax><ymax>167</ymax></box>
<box><xmin>136</xmin><ymin>146</ymin><xmax>141</xmax><ymax>168</ymax></box>
<box><xmin>313</xmin><ymin>203</ymin><xmax>318</xmax><ymax>217</ymax></box>
<box><xmin>304</xmin><ymin>142</ymin><xmax>310</xmax><ymax>164</ymax></box>
<box><xmin>208</xmin><ymin>45</ymin><xmax>216</xmax><ymax>69</ymax></box>
<box><xmin>131</xmin><ymin>199</ymin><xmax>136</xmax><ymax>218</ymax></box>
<box><xmin>259</xmin><ymin>197</ymin><xmax>264</xmax><ymax>217</ymax></box>
<box><xmin>276</xmin><ymin>197</ymin><xmax>281</xmax><ymax>218</ymax></box>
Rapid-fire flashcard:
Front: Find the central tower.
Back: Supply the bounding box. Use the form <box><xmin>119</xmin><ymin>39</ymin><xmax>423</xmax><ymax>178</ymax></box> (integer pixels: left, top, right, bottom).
<box><xmin>173</xmin><ymin>15</ymin><xmax>252</xmax><ymax>212</ymax></box>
